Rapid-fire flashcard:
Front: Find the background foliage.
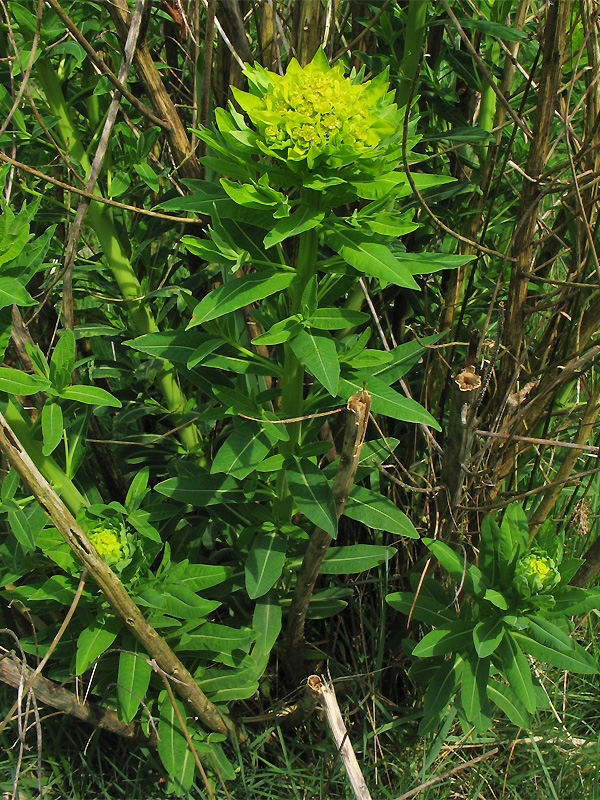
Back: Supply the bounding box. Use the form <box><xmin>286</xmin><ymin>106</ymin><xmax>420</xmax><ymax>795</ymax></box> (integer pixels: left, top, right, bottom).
<box><xmin>1</xmin><ymin>1</ymin><xmax>600</xmax><ymax>798</ymax></box>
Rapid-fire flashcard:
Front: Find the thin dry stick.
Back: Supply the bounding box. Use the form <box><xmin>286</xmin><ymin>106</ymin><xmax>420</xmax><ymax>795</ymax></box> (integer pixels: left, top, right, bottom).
<box><xmin>0</xmin><ymin>151</ymin><xmax>206</xmax><ymax>223</ymax></box>
<box><xmin>475</xmin><ymin>429</ymin><xmax>600</xmax><ymax>454</ymax></box>
<box><xmin>197</xmin><ymin>0</ymin><xmax>216</xmax><ymax>164</ymax></box>
<box><xmin>441</xmin><ymin>0</ymin><xmax>532</xmax><ymax>138</ymax></box>
<box><xmin>0</xmin><ymin>410</ymin><xmax>239</xmax><ymax>741</ymax></box>
<box><xmin>332</xmin><ymin>0</ymin><xmax>392</xmax><ymax>61</ymax></box>
<box><xmin>392</xmin><ymin>748</ymin><xmax>499</xmax><ymax>800</ymax></box>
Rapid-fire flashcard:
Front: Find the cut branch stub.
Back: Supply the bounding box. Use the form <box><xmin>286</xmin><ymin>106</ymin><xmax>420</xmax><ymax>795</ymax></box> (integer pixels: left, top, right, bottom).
<box><xmin>286</xmin><ymin>389</ymin><xmax>371</xmax><ymax>685</ymax></box>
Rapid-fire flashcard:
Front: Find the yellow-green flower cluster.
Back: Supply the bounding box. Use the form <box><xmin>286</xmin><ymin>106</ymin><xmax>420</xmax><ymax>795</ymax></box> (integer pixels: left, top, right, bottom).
<box><xmin>89</xmin><ymin>525</ymin><xmax>125</xmax><ymax>565</ymax></box>
<box><xmin>233</xmin><ymin>51</ymin><xmax>397</xmax><ymax>170</ymax></box>
<box><xmin>513</xmin><ymin>550</ymin><xmax>560</xmax><ymax>597</ymax></box>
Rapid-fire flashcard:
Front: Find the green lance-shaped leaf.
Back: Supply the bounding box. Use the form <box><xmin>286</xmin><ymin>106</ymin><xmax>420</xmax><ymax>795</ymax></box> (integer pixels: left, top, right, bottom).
<box><xmin>187</xmin><ymin>269</ymin><xmax>295</xmax><ymax>327</ymax></box>
<box><xmin>501</xmin><ymin>503</ymin><xmax>529</xmax><ymax>559</ymax></box>
<box><xmin>496</xmin><ymin>633</ymin><xmax>537</xmax><ymax>714</ymax></box>
<box><xmin>419</xmin><ymin>655</ymin><xmax>463</xmax><ymax>736</ymax></box>
<box><xmin>0</xmin><ymin>277</ymin><xmax>35</xmax><ymax>309</ymax></box>
<box><xmin>178</xmin><ymin>623</ymin><xmax>255</xmax><ymax>655</ymax></box>
<box><xmin>286</xmin><ymin>458</ymin><xmax>337</xmax><ymax>537</ymax></box>
<box><xmin>424</xmin><ymin>538</ymin><xmax>489</xmax><ymax>598</ymax></box>
<box><xmin>117</xmin><ymin>637</ymin><xmax>152</xmax><ymax>724</ymax></box>
<box><xmin>412</xmin><ymin>620</ymin><xmax>474</xmax><ymax>658</ymax></box>
<box><xmin>513</xmin><ymin>615</ymin><xmax>599</xmax><ymax>674</ymax></box>
<box><xmin>320</xmin><ymin>544</ymin><xmax>396</xmax><ymax>574</ymax></box>
<box><xmin>211</xmin><ymin>420</ymin><xmax>273</xmax><ymax>479</ymax></box>
<box><xmin>479</xmin><ymin>514</ymin><xmax>502</xmax><ymax>585</ymax></box>
<box><xmin>245</xmin><ymin>531</ymin><xmax>287</xmax><ymax>599</ymax></box>
<box><xmin>158</xmin><ymin>694</ymin><xmax>195</xmax><ymax>795</ymax></box>
<box><xmin>289</xmin><ymin>329</ymin><xmax>340</xmax><ymax>396</ymax></box>
<box><xmin>264</xmin><ymin>205</ymin><xmax>324</xmax><ymax>248</ymax></box>
<box><xmin>487</xmin><ymin>680</ymin><xmax>531</xmax><ymax>729</ymax></box>
<box><xmin>59</xmin><ymin>385</ymin><xmax>122</xmax><ymax>408</ymax></box>
<box><xmin>326</xmin><ymin>229</ymin><xmax>419</xmax><ymax>289</ymax></box>
<box><xmin>250</xmin><ymin>596</ymin><xmax>283</xmax><ymax>678</ymax></box>
<box><xmin>552</xmin><ymin>587</ymin><xmax>600</xmax><ymax>616</ymax></box>
<box><xmin>76</xmin><ymin>615</ymin><xmax>122</xmax><ymax>675</ymax></box>
<box><xmin>0</xmin><ymin>367</ymin><xmax>51</xmax><ymax>395</ymax></box>
<box><xmin>308</xmin><ymin>308</ymin><xmax>370</xmax><ymax>330</ymax></box>
<box><xmin>8</xmin><ymin>507</ymin><xmax>36</xmax><ymax>552</ymax></box>
<box><xmin>50</xmin><ymin>328</ymin><xmax>76</xmax><ymax>391</ymax></box>
<box><xmin>41</xmin><ymin>402</ymin><xmax>64</xmax><ymax>456</ymax></box>
<box><xmin>473</xmin><ymin>615</ymin><xmax>506</xmax><ymax>658</ymax></box>
<box><xmin>344</xmin><ymin>486</ymin><xmax>418</xmax><ymax>537</ymax></box>
<box><xmin>339</xmin><ymin>373</ymin><xmax>441</xmax><ymax>429</ymax></box>
<box><xmin>386</xmin><ymin>591</ymin><xmax>457</xmax><ymax>627</ymax></box>
<box><xmin>461</xmin><ymin>653</ymin><xmax>490</xmax><ymax>723</ymax></box>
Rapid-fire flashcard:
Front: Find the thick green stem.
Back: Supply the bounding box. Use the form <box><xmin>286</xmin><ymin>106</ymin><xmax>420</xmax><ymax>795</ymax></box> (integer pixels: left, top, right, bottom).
<box><xmin>275</xmin><ymin>225</ymin><xmax>320</xmax><ymax>523</ymax></box>
<box><xmin>4</xmin><ymin>400</ymin><xmax>86</xmax><ymax>515</ymax></box>
<box><xmin>33</xmin><ymin>58</ymin><xmax>203</xmax><ymax>461</ymax></box>
<box><xmin>397</xmin><ymin>0</ymin><xmax>428</xmax><ymax>109</ymax></box>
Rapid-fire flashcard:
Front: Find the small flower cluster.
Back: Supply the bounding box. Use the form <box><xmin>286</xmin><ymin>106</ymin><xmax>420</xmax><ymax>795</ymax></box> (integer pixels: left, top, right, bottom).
<box><xmin>233</xmin><ymin>50</ymin><xmax>398</xmax><ymax>171</ymax></box>
<box><xmin>513</xmin><ymin>549</ymin><xmax>561</xmax><ymax>597</ymax></box>
<box><xmin>89</xmin><ymin>525</ymin><xmax>125</xmax><ymax>565</ymax></box>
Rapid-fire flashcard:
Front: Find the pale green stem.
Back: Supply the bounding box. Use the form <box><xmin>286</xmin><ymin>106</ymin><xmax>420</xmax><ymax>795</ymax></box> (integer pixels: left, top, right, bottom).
<box><xmin>34</xmin><ymin>58</ymin><xmax>204</xmax><ymax>461</ymax></box>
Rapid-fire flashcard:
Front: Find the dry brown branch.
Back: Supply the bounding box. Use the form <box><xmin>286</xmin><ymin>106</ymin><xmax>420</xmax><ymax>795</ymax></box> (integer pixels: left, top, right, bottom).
<box><xmin>107</xmin><ymin>0</ymin><xmax>202</xmax><ymax>180</ymax></box>
<box><xmin>0</xmin><ymin>650</ymin><xmax>156</xmax><ymax>746</ymax></box>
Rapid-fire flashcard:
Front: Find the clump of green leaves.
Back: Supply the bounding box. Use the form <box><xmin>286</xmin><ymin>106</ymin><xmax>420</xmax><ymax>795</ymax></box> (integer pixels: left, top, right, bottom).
<box><xmin>387</xmin><ymin>504</ymin><xmax>600</xmax><ymax>734</ymax></box>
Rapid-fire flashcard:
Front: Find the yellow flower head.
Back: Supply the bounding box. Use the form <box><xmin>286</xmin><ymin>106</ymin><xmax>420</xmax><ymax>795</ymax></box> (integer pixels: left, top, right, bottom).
<box><xmin>513</xmin><ymin>550</ymin><xmax>560</xmax><ymax>597</ymax></box>
<box><xmin>89</xmin><ymin>525</ymin><xmax>125</xmax><ymax>565</ymax></box>
<box><xmin>232</xmin><ymin>49</ymin><xmax>398</xmax><ymax>172</ymax></box>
